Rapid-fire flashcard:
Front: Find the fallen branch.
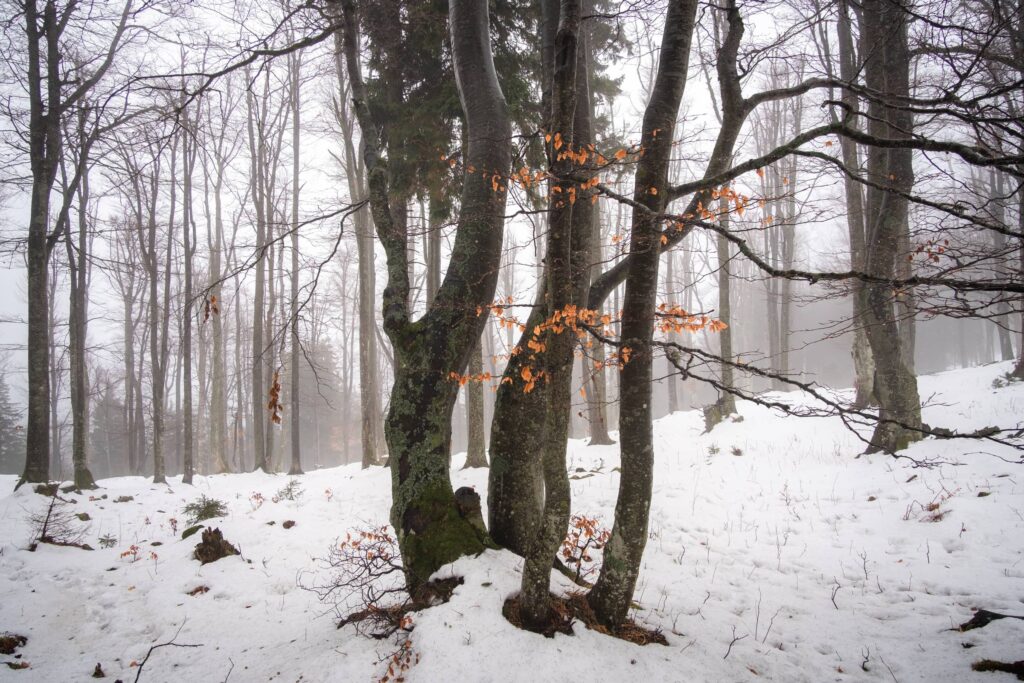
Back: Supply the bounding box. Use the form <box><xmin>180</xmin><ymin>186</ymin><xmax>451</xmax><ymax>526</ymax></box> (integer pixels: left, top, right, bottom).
<box><xmin>956</xmin><ymin>609</ymin><xmax>1024</xmax><ymax>632</ymax></box>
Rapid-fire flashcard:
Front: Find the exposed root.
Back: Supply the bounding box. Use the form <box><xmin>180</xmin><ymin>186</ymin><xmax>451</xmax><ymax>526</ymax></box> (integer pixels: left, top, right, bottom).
<box><xmin>503</xmin><ymin>592</ymin><xmax>668</xmax><ymax>645</ymax></box>
<box><xmin>335</xmin><ymin>576</ymin><xmax>465</xmax><ymax>640</ymax></box>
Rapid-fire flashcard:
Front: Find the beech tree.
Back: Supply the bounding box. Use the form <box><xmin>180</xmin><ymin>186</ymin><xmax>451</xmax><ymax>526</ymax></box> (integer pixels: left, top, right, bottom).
<box><xmin>339</xmin><ymin>0</ymin><xmax>512</xmax><ymax>588</ymax></box>
<box><xmin>10</xmin><ymin>0</ymin><xmax>135</xmax><ymax>485</ymax></box>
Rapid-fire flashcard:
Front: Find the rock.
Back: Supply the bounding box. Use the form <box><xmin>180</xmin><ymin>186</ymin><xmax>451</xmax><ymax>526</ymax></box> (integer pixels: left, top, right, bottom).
<box><xmin>0</xmin><ymin>633</ymin><xmax>27</xmax><ymax>655</ymax></box>
<box><xmin>282</xmin><ymin>520</ymin><xmax>295</xmax><ymax>529</ymax></box>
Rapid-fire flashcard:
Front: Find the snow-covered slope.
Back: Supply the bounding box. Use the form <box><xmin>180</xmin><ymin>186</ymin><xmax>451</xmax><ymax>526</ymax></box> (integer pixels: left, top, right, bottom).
<box><xmin>1</xmin><ymin>363</ymin><xmax>1022</xmax><ymax>682</ymax></box>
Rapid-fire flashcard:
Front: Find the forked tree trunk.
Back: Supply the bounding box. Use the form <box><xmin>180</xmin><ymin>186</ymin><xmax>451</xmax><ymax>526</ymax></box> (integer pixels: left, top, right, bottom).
<box><xmin>518</xmin><ymin>0</ymin><xmax>597</xmax><ymax>631</ymax></box>
<box><xmin>588</xmin><ymin>0</ymin><xmax>699</xmax><ymax>627</ymax></box>
<box><xmin>339</xmin><ymin>0</ymin><xmax>511</xmax><ymax>590</ymax></box>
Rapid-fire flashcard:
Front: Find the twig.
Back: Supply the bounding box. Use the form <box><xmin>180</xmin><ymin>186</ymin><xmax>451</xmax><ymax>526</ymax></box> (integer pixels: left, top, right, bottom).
<box><xmin>880</xmin><ymin>654</ymin><xmax>899</xmax><ymax>682</ymax></box>
<box><xmin>762</xmin><ymin>607</ymin><xmax>783</xmax><ymax>644</ymax></box>
<box><xmin>134</xmin><ymin>621</ymin><xmax>202</xmax><ymax>683</ymax></box>
<box><xmin>221</xmin><ymin>658</ymin><xmax>235</xmax><ymax>683</ymax></box>
<box><xmin>723</xmin><ymin>626</ymin><xmax>747</xmax><ymax>659</ymax></box>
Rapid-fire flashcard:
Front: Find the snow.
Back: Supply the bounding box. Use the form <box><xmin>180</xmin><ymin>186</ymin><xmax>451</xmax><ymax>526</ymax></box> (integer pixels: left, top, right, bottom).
<box><xmin>1</xmin><ymin>362</ymin><xmax>1022</xmax><ymax>682</ymax></box>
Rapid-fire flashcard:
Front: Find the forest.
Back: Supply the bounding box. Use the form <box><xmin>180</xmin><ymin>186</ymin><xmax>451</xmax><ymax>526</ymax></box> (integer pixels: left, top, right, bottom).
<box><xmin>1</xmin><ymin>0</ymin><xmax>1023</xmax><ymax>680</ymax></box>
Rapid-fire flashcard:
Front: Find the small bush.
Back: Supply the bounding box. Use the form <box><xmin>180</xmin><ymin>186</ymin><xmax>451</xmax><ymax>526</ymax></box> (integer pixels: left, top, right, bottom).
<box><xmin>183</xmin><ymin>495</ymin><xmax>228</xmax><ymax>525</ymax></box>
<box><xmin>27</xmin><ymin>489</ymin><xmax>92</xmax><ymax>550</ymax></box>
<box><xmin>98</xmin><ymin>533</ymin><xmax>117</xmax><ymax>549</ymax></box>
<box><xmin>275</xmin><ymin>479</ymin><xmax>304</xmax><ymax>502</ymax></box>
<box><xmin>561</xmin><ymin>514</ymin><xmax>611</xmax><ymax>584</ymax></box>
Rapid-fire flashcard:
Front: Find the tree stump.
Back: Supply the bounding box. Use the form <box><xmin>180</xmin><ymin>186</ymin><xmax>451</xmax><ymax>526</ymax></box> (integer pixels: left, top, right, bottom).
<box><xmin>193</xmin><ymin>528</ymin><xmax>239</xmax><ymax>564</ymax></box>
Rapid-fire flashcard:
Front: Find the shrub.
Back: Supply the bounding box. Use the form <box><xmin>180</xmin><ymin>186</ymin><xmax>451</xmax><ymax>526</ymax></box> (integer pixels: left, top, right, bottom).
<box><xmin>183</xmin><ymin>495</ymin><xmax>228</xmax><ymax>525</ymax></box>
<box><xmin>274</xmin><ymin>479</ymin><xmax>304</xmax><ymax>502</ymax></box>
<box><xmin>561</xmin><ymin>514</ymin><xmax>611</xmax><ymax>584</ymax></box>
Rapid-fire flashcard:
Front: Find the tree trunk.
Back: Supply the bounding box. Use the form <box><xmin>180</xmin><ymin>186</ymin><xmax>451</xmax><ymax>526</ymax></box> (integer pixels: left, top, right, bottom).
<box><xmin>588</xmin><ymin>0</ymin><xmax>699</xmax><ymax>627</ymax></box>
<box><xmin>488</xmin><ymin>294</ymin><xmax>548</xmax><ymax>555</ymax></box>
<box><xmin>463</xmin><ymin>338</ymin><xmax>488</xmax><ymax>468</ymax></box>
<box><xmin>834</xmin><ymin>0</ymin><xmax>876</xmax><ymax>407</ymax></box>
<box><xmin>664</xmin><ymin>249</ymin><xmax>679</xmax><ymax>413</ymax></box>
<box><xmin>65</xmin><ymin>110</ymin><xmax>97</xmax><ymax>489</ymax></box>
<box><xmin>182</xmin><ymin>107</ymin><xmax>197</xmax><ymax>485</ymax></box>
<box><xmin>339</xmin><ymin>0</ymin><xmax>511</xmax><ymax>590</ymax></box>
<box><xmin>246</xmin><ymin>73</ymin><xmax>268</xmax><ymax>473</ymax></box>
<box><xmin>585</xmin><ymin>101</ymin><xmax>614</xmax><ymax>444</ymax></box>
<box><xmin>21</xmin><ymin>0</ymin><xmax>58</xmax><ymax>486</ymax></box>
<box><xmin>990</xmin><ymin>170</ymin><xmax>1015</xmax><ymax>361</ymax></box>
<box><xmin>333</xmin><ymin>33</ymin><xmax>385</xmax><ymax>469</ymax></box>
<box><xmin>519</xmin><ymin>0</ymin><xmax>597</xmax><ymax>631</ymax></box>
<box><xmin>714</xmin><ymin>213</ymin><xmax>737</xmax><ymax>416</ymax></box>
<box><xmin>1015</xmin><ymin>183</ymin><xmax>1024</xmax><ymax>377</ymax></box>
<box><xmin>207</xmin><ymin>128</ymin><xmax>230</xmax><ymax>475</ymax></box>
<box><xmin>288</xmin><ymin>47</ymin><xmax>304</xmax><ymax>476</ymax></box>
<box><xmin>48</xmin><ymin>262</ymin><xmax>62</xmax><ymax>477</ymax></box>
<box><xmin>860</xmin><ymin>0</ymin><xmax>922</xmax><ymax>453</ymax></box>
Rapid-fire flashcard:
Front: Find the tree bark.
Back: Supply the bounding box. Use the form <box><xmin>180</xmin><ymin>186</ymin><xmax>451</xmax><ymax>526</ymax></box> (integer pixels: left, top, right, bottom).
<box><xmin>182</xmin><ymin>104</ymin><xmax>197</xmax><ymax>485</ymax></box>
<box><xmin>518</xmin><ymin>0</ymin><xmax>598</xmax><ymax>631</ymax></box>
<box><xmin>463</xmin><ymin>338</ymin><xmax>488</xmax><ymax>468</ymax></box>
<box><xmin>339</xmin><ymin>0</ymin><xmax>512</xmax><ymax>590</ymax></box>
<box><xmin>487</xmin><ymin>294</ymin><xmax>548</xmax><ymax>555</ymax></box>
<box><xmin>860</xmin><ymin>0</ymin><xmax>922</xmax><ymax>453</ymax></box>
<box><xmin>246</xmin><ymin>71</ymin><xmax>268</xmax><ymax>473</ymax></box>
<box><xmin>289</xmin><ymin>46</ymin><xmax>304</xmax><ymax>476</ymax></box>
<box><xmin>833</xmin><ymin>0</ymin><xmax>876</xmax><ymax>407</ymax></box>
<box><xmin>65</xmin><ymin>107</ymin><xmax>97</xmax><ymax>489</ymax></box>
<box><xmin>588</xmin><ymin>0</ymin><xmax>699</xmax><ymax>627</ymax></box>
<box><xmin>714</xmin><ymin>212</ymin><xmax>737</xmax><ymax>416</ymax></box>
<box><xmin>205</xmin><ymin>92</ymin><xmax>231</xmax><ymax>475</ymax></box>
<box><xmin>333</xmin><ymin>32</ymin><xmax>386</xmax><ymax>468</ymax></box>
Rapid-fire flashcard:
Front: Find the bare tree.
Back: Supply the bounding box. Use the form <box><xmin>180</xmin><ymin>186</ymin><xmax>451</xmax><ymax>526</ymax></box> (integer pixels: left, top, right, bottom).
<box><xmin>13</xmin><ymin>0</ymin><xmax>134</xmax><ymax>485</ymax></box>
<box><xmin>587</xmin><ymin>0</ymin><xmax>699</xmax><ymax>628</ymax></box>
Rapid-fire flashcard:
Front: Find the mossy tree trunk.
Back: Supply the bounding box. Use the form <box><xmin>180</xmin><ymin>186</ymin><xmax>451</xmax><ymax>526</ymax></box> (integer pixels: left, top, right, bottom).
<box><xmin>487</xmin><ymin>297</ymin><xmax>548</xmax><ymax>555</ymax></box>
<box><xmin>587</xmin><ymin>0</ymin><xmax>699</xmax><ymax>628</ymax></box>
<box><xmin>339</xmin><ymin>0</ymin><xmax>511</xmax><ymax>591</ymax></box>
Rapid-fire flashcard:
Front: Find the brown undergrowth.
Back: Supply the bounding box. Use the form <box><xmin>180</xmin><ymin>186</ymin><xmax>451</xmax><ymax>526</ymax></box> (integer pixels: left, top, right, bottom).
<box><xmin>503</xmin><ymin>591</ymin><xmax>668</xmax><ymax>645</ymax></box>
